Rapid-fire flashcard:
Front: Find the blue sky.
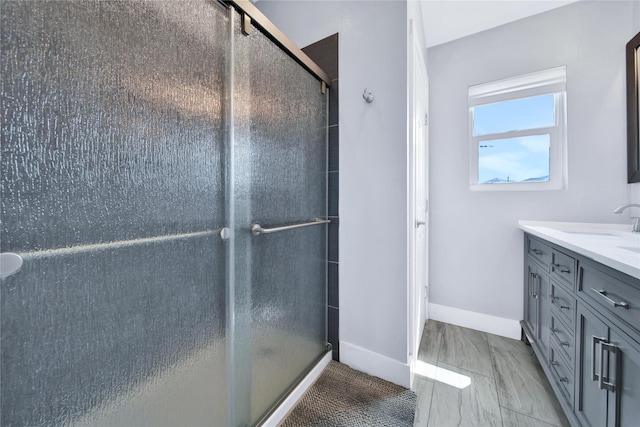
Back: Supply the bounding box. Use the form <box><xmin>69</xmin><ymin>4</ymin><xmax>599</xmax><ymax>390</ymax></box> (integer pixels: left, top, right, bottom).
<box><xmin>474</xmin><ymin>94</ymin><xmax>554</xmax><ymax>183</ymax></box>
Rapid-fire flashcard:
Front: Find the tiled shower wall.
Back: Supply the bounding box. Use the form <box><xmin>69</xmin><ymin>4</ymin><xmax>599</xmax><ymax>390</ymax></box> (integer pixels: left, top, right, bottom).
<box><xmin>302</xmin><ymin>34</ymin><xmax>339</xmax><ymax>361</ymax></box>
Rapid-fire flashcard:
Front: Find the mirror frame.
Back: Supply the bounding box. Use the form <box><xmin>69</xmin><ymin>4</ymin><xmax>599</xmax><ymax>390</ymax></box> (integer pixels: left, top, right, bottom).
<box><xmin>626</xmin><ymin>31</ymin><xmax>640</xmax><ymax>183</ymax></box>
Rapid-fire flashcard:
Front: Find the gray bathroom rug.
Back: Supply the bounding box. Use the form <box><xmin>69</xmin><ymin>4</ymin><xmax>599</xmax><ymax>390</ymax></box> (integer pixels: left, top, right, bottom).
<box><xmin>279</xmin><ymin>360</ymin><xmax>416</xmax><ymax>426</ymax></box>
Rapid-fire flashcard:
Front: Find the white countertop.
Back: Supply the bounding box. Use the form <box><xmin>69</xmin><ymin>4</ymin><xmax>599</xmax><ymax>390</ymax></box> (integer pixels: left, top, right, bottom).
<box><xmin>518</xmin><ymin>221</ymin><xmax>640</xmax><ymax>280</ymax></box>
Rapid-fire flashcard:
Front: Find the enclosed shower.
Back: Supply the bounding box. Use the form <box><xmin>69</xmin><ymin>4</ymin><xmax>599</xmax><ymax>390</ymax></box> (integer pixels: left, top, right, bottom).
<box><xmin>0</xmin><ymin>1</ymin><xmax>329</xmax><ymax>425</ymax></box>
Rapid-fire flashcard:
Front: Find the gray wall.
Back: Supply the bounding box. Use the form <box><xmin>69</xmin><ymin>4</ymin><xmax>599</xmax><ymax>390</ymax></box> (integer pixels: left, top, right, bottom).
<box><xmin>428</xmin><ymin>1</ymin><xmax>637</xmax><ymax>322</ymax></box>
<box><xmin>257</xmin><ymin>0</ymin><xmax>414</xmax><ymax>379</ymax></box>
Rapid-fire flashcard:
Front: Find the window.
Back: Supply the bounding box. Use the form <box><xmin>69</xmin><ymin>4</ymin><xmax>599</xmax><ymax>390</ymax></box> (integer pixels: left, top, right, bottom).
<box><xmin>469</xmin><ymin>67</ymin><xmax>567</xmax><ymax>191</ymax></box>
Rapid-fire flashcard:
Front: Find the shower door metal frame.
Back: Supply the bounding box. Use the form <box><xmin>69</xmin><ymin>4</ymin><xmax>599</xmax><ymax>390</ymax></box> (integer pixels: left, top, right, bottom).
<box><xmin>221</xmin><ymin>0</ymin><xmax>331</xmax><ymax>89</ymax></box>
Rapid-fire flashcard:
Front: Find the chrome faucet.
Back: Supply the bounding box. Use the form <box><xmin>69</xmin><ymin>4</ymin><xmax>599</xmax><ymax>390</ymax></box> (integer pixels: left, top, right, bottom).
<box><xmin>613</xmin><ymin>204</ymin><xmax>640</xmax><ymax>232</ymax></box>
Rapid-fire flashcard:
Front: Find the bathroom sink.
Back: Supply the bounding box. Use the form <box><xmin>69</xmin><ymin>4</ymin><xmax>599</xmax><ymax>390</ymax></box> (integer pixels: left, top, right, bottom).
<box><xmin>562</xmin><ymin>231</ymin><xmax>615</xmax><ymax>236</ymax></box>
<box><xmin>618</xmin><ymin>246</ymin><xmax>640</xmax><ymax>254</ymax></box>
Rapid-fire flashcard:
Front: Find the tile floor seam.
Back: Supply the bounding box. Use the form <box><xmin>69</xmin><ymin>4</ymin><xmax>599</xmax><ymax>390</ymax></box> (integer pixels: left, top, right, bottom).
<box><xmin>487</xmin><ymin>337</ymin><xmax>506</xmax><ymax>427</ymax></box>
<box><xmin>424</xmin><ymin>327</ymin><xmax>445</xmax><ymax>427</ymax></box>
<box><xmin>487</xmin><ymin>347</ymin><xmax>505</xmax><ymax>426</ymax></box>
<box><xmin>499</xmin><ymin>405</ymin><xmax>560</xmax><ymax>427</ymax></box>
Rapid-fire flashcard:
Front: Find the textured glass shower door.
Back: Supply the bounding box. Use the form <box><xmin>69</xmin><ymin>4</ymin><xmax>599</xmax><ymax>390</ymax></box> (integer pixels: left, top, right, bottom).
<box><xmin>1</xmin><ymin>1</ymin><xmax>231</xmax><ymax>425</ymax></box>
<box><xmin>2</xmin><ymin>1</ymin><xmax>329</xmax><ymax>425</ymax></box>
<box><xmin>230</xmin><ymin>9</ymin><xmax>329</xmax><ymax>426</ymax></box>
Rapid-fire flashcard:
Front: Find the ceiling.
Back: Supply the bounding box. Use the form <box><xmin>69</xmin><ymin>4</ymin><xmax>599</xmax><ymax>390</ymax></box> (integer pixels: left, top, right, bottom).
<box><xmin>421</xmin><ymin>0</ymin><xmax>578</xmax><ymax>47</ymax></box>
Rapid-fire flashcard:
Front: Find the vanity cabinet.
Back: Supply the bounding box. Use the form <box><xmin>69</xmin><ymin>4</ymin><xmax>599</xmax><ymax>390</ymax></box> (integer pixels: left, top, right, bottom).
<box><xmin>524</xmin><ymin>256</ymin><xmax>552</xmax><ymax>358</ymax></box>
<box><xmin>522</xmin><ymin>234</ymin><xmax>640</xmax><ymax>427</ymax></box>
<box><xmin>576</xmin><ymin>302</ymin><xmax>640</xmax><ymax>427</ymax></box>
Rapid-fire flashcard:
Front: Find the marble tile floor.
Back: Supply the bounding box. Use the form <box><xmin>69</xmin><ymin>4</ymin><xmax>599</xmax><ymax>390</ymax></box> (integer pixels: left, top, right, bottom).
<box><xmin>412</xmin><ymin>320</ymin><xmax>570</xmax><ymax>427</ymax></box>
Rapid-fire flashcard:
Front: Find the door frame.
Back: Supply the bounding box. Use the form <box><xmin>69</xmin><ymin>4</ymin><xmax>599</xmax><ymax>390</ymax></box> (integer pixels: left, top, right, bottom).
<box><xmin>407</xmin><ymin>19</ymin><xmax>430</xmax><ymax>387</ymax></box>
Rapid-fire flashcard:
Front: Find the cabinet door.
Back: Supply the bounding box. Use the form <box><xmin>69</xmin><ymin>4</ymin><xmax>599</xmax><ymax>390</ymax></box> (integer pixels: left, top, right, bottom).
<box><xmin>525</xmin><ymin>261</ymin><xmax>539</xmax><ymax>339</ymax></box>
<box><xmin>576</xmin><ymin>304</ymin><xmax>609</xmax><ymax>427</ymax></box>
<box><xmin>608</xmin><ymin>329</ymin><xmax>640</xmax><ymax>427</ymax></box>
<box><xmin>538</xmin><ymin>272</ymin><xmax>552</xmax><ymax>356</ymax></box>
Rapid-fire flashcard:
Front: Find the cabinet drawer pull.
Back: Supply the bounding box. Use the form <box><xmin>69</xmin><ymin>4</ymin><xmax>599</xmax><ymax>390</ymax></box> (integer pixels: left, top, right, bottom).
<box><xmin>551</xmin><ymin>296</ymin><xmax>570</xmax><ymax>310</ymax></box>
<box><xmin>532</xmin><ymin>249</ymin><xmax>543</xmax><ymax>255</ymax></box>
<box><xmin>552</xmin><ymin>263</ymin><xmax>570</xmax><ymax>273</ymax></box>
<box><xmin>551</xmin><ymin>361</ymin><xmax>559</xmax><ymax>366</ymax></box>
<box><xmin>590</xmin><ymin>288</ymin><xmax>630</xmax><ymax>309</ymax></box>
<box><xmin>559</xmin><ymin>377</ymin><xmax>569</xmax><ymax>383</ymax></box>
<box><xmin>560</xmin><ymin>341</ymin><xmax>570</xmax><ymax>347</ymax></box>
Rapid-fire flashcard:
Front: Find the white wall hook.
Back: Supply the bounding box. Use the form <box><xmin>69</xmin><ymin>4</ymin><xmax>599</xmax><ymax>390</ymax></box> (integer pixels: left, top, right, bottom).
<box><xmin>363</xmin><ymin>88</ymin><xmax>374</xmax><ymax>103</ymax></box>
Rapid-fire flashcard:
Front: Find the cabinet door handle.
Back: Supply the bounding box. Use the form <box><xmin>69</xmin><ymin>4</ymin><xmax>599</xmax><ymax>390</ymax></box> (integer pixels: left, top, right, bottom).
<box><xmin>532</xmin><ymin>249</ymin><xmax>543</xmax><ymax>255</ymax></box>
<box><xmin>599</xmin><ymin>342</ymin><xmax>618</xmax><ymax>393</ymax></box>
<box><xmin>551</xmin><ymin>361</ymin><xmax>568</xmax><ymax>383</ymax></box>
<box><xmin>551</xmin><ymin>263</ymin><xmax>570</xmax><ymax>274</ymax></box>
<box><xmin>560</xmin><ymin>305</ymin><xmax>570</xmax><ymax>310</ymax></box>
<box><xmin>560</xmin><ymin>341</ymin><xmax>570</xmax><ymax>347</ymax></box>
<box><xmin>592</xmin><ymin>336</ymin><xmax>606</xmax><ymax>382</ymax></box>
<box><xmin>590</xmin><ymin>288</ymin><xmax>630</xmax><ymax>309</ymax></box>
<box><xmin>599</xmin><ymin>339</ymin><xmax>605</xmax><ymax>389</ymax></box>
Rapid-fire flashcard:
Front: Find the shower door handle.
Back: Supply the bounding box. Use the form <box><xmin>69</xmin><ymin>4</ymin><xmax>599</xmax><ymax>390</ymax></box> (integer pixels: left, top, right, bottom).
<box><xmin>251</xmin><ymin>218</ymin><xmax>330</xmax><ymax>236</ymax></box>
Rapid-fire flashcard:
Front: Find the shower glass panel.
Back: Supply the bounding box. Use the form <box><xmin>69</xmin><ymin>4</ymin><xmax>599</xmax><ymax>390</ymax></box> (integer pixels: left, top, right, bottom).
<box><xmin>231</xmin><ymin>9</ymin><xmax>329</xmax><ymax>425</ymax></box>
<box><xmin>1</xmin><ymin>1</ymin><xmax>230</xmax><ymax>425</ymax></box>
<box><xmin>1</xmin><ymin>1</ymin><xmax>328</xmax><ymax>426</ymax></box>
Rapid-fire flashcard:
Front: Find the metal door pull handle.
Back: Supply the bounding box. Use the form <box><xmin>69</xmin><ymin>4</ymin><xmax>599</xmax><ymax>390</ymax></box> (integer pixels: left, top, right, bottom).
<box><xmin>592</xmin><ymin>336</ymin><xmax>606</xmax><ymax>382</ymax></box>
<box><xmin>552</xmin><ymin>263</ymin><xmax>570</xmax><ymax>273</ymax></box>
<box><xmin>590</xmin><ymin>288</ymin><xmax>630</xmax><ymax>309</ymax></box>
<box><xmin>251</xmin><ymin>218</ymin><xmax>330</xmax><ymax>236</ymax></box>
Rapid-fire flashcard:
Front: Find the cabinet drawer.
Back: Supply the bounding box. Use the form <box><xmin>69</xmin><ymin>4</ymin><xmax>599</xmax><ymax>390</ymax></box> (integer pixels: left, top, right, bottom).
<box><xmin>551</xmin><ymin>282</ymin><xmax>575</xmax><ymax>330</ymax></box>
<box><xmin>549</xmin><ymin>343</ymin><xmax>574</xmax><ymax>408</ymax></box>
<box><xmin>528</xmin><ymin>237</ymin><xmax>552</xmax><ymax>268</ymax></box>
<box><xmin>551</xmin><ymin>249</ymin><xmax>576</xmax><ymax>290</ymax></box>
<box><xmin>578</xmin><ymin>263</ymin><xmax>640</xmax><ymax>333</ymax></box>
<box><xmin>550</xmin><ymin>314</ymin><xmax>575</xmax><ymax>366</ymax></box>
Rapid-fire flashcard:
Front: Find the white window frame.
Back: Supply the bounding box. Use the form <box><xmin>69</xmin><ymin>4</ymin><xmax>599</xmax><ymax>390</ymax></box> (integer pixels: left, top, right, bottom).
<box><xmin>468</xmin><ymin>66</ymin><xmax>567</xmax><ymax>192</ymax></box>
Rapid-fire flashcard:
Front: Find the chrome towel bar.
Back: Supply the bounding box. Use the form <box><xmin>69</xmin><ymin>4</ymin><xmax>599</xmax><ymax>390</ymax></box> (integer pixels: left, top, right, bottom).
<box><xmin>251</xmin><ymin>218</ymin><xmax>330</xmax><ymax>236</ymax></box>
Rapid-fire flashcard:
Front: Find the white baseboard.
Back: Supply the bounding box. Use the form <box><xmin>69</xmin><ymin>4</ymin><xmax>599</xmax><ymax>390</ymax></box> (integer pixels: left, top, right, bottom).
<box><xmin>261</xmin><ymin>351</ymin><xmax>332</xmax><ymax>427</ymax></box>
<box><xmin>339</xmin><ymin>341</ymin><xmax>411</xmax><ymax>388</ymax></box>
<box><xmin>428</xmin><ymin>303</ymin><xmax>521</xmax><ymax>340</ymax></box>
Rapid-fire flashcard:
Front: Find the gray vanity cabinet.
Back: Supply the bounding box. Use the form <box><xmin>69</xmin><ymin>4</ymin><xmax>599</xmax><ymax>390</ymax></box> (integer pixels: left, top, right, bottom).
<box><xmin>608</xmin><ymin>328</ymin><xmax>640</xmax><ymax>427</ymax></box>
<box><xmin>523</xmin><ymin>233</ymin><xmax>640</xmax><ymax>427</ymax></box>
<box><xmin>576</xmin><ymin>303</ymin><xmax>640</xmax><ymax>427</ymax></box>
<box><xmin>576</xmin><ymin>261</ymin><xmax>640</xmax><ymax>427</ymax></box>
<box><xmin>524</xmin><ymin>253</ymin><xmax>551</xmax><ymax>357</ymax></box>
<box><xmin>576</xmin><ymin>303</ymin><xmax>610</xmax><ymax>427</ymax></box>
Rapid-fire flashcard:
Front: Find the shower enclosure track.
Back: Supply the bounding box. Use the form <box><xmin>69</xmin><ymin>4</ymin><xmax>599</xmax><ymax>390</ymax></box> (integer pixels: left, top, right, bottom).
<box><xmin>222</xmin><ymin>0</ymin><xmax>330</xmax><ymax>89</ymax></box>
